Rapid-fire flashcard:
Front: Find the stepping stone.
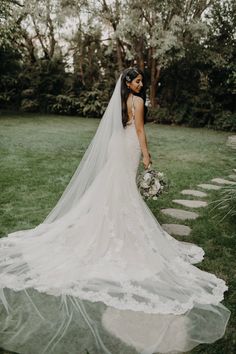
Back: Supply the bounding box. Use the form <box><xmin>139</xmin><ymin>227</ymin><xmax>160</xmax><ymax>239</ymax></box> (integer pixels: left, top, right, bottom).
<box><xmin>180</xmin><ymin>189</ymin><xmax>207</xmax><ymax>197</ymax></box>
<box><xmin>228</xmin><ymin>174</ymin><xmax>236</xmax><ymax>181</ymax></box>
<box><xmin>197</xmin><ymin>183</ymin><xmax>222</xmax><ymax>190</ymax></box>
<box><xmin>211</xmin><ymin>178</ymin><xmax>236</xmax><ymax>185</ymax></box>
<box><xmin>161</xmin><ymin>208</ymin><xmax>199</xmax><ymax>220</ymax></box>
<box><xmin>162</xmin><ymin>224</ymin><xmax>192</xmax><ymax>236</ymax></box>
<box><xmin>227</xmin><ymin>136</ymin><xmax>236</xmax><ymax>149</ymax></box>
<box><xmin>233</xmin><ymin>169</ymin><xmax>236</xmax><ymax>173</ymax></box>
<box><xmin>173</xmin><ymin>199</ymin><xmax>207</xmax><ymax>208</ymax></box>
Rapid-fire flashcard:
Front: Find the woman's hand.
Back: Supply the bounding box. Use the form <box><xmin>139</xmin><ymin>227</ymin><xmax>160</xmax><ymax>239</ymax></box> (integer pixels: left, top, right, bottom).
<box><xmin>142</xmin><ymin>152</ymin><xmax>152</xmax><ymax>169</ymax></box>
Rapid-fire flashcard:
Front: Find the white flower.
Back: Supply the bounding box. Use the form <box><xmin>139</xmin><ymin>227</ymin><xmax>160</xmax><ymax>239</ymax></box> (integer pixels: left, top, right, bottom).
<box><xmin>152</xmin><ymin>196</ymin><xmax>158</xmax><ymax>200</ymax></box>
<box><xmin>141</xmin><ymin>181</ymin><xmax>149</xmax><ymax>188</ymax></box>
<box><xmin>150</xmin><ymin>187</ymin><xmax>158</xmax><ymax>195</ymax></box>
<box><xmin>144</xmin><ymin>172</ymin><xmax>151</xmax><ymax>181</ymax></box>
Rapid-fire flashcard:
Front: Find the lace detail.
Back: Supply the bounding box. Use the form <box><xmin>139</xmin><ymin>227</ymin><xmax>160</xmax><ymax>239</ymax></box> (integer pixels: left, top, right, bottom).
<box><xmin>0</xmin><ymin>269</ymin><xmax>228</xmax><ymax>315</ymax></box>
<box><xmin>0</xmin><ymin>231</ymin><xmax>228</xmax><ymax>316</ymax></box>
<box><xmin>126</xmin><ymin>94</ymin><xmax>136</xmax><ymax>126</ymax></box>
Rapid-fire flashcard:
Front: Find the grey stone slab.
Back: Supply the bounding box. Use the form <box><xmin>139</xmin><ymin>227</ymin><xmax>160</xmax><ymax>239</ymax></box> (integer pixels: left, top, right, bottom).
<box><xmin>211</xmin><ymin>178</ymin><xmax>236</xmax><ymax>185</ymax></box>
<box><xmin>173</xmin><ymin>199</ymin><xmax>208</xmax><ymax>208</ymax></box>
<box><xmin>227</xmin><ymin>136</ymin><xmax>236</xmax><ymax>149</ymax></box>
<box><xmin>180</xmin><ymin>189</ymin><xmax>207</xmax><ymax>197</ymax></box>
<box><xmin>161</xmin><ymin>208</ymin><xmax>199</xmax><ymax>220</ymax></box>
<box><xmin>233</xmin><ymin>169</ymin><xmax>236</xmax><ymax>173</ymax></box>
<box><xmin>162</xmin><ymin>223</ymin><xmax>192</xmax><ymax>236</ymax></box>
<box><xmin>197</xmin><ymin>183</ymin><xmax>222</xmax><ymax>190</ymax></box>
<box><xmin>228</xmin><ymin>174</ymin><xmax>236</xmax><ymax>181</ymax></box>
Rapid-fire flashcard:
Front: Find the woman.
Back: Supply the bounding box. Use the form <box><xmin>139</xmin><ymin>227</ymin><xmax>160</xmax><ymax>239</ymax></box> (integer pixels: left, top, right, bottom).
<box><xmin>121</xmin><ymin>67</ymin><xmax>151</xmax><ymax>170</ymax></box>
<box><xmin>0</xmin><ymin>68</ymin><xmax>230</xmax><ymax>354</ymax></box>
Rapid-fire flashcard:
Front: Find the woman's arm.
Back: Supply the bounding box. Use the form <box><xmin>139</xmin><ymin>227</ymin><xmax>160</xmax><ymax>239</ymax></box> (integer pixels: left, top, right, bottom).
<box><xmin>133</xmin><ymin>97</ymin><xmax>152</xmax><ymax>168</ymax></box>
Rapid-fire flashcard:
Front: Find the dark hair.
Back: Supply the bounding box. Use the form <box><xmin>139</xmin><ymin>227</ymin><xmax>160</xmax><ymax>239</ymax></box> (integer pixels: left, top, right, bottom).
<box><xmin>121</xmin><ymin>67</ymin><xmax>147</xmax><ymax>128</ymax></box>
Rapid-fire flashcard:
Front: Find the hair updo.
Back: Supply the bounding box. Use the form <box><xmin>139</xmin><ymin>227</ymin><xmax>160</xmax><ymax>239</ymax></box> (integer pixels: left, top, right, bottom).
<box><xmin>120</xmin><ymin>67</ymin><xmax>147</xmax><ymax>128</ymax></box>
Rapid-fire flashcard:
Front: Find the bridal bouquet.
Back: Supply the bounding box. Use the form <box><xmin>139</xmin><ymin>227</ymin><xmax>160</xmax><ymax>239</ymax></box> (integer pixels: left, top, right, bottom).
<box><xmin>137</xmin><ymin>164</ymin><xmax>168</xmax><ymax>200</ymax></box>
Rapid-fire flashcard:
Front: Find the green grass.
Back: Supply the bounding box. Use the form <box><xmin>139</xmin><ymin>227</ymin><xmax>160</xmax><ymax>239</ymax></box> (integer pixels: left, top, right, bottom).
<box><xmin>0</xmin><ymin>113</ymin><xmax>236</xmax><ymax>354</ymax></box>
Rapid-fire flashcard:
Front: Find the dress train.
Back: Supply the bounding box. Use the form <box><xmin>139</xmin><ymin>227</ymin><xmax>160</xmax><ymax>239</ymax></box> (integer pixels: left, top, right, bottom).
<box><xmin>0</xmin><ymin>109</ymin><xmax>230</xmax><ymax>353</ymax></box>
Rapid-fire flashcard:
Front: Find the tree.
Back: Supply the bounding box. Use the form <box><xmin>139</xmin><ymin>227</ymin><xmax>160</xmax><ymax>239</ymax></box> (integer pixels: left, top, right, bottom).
<box><xmin>116</xmin><ymin>0</ymin><xmax>212</xmax><ymax>107</ymax></box>
<box><xmin>0</xmin><ymin>0</ymin><xmax>235</xmax><ymax>130</ymax></box>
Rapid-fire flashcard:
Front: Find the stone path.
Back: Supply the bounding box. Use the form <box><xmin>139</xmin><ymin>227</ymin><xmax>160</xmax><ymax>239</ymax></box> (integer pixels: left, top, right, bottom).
<box><xmin>197</xmin><ymin>183</ymin><xmax>222</xmax><ymax>190</ymax></box>
<box><xmin>173</xmin><ymin>199</ymin><xmax>208</xmax><ymax>208</ymax></box>
<box><xmin>160</xmin><ymin>168</ymin><xmax>235</xmax><ymax>237</ymax></box>
<box><xmin>161</xmin><ymin>208</ymin><xmax>199</xmax><ymax>220</ymax></box>
<box><xmin>228</xmin><ymin>174</ymin><xmax>236</xmax><ymax>180</ymax></box>
<box><xmin>227</xmin><ymin>135</ymin><xmax>236</xmax><ymax>149</ymax></box>
<box><xmin>162</xmin><ymin>224</ymin><xmax>191</xmax><ymax>236</ymax></box>
<box><xmin>180</xmin><ymin>189</ymin><xmax>207</xmax><ymax>197</ymax></box>
<box><xmin>211</xmin><ymin>177</ymin><xmax>236</xmax><ymax>185</ymax></box>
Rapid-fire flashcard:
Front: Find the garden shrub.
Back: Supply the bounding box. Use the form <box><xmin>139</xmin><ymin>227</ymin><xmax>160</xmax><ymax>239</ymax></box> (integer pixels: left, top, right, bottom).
<box><xmin>79</xmin><ymin>88</ymin><xmax>108</xmax><ymax>118</ymax></box>
<box><xmin>148</xmin><ymin>107</ymin><xmax>173</xmax><ymax>124</ymax></box>
<box><xmin>0</xmin><ymin>92</ymin><xmax>11</xmax><ymax>107</ymax></box>
<box><xmin>20</xmin><ymin>99</ymin><xmax>39</xmax><ymax>112</ymax></box>
<box><xmin>49</xmin><ymin>95</ymin><xmax>81</xmax><ymax>115</ymax></box>
<box><xmin>21</xmin><ymin>89</ymin><xmax>35</xmax><ymax>98</ymax></box>
<box><xmin>169</xmin><ymin>103</ymin><xmax>188</xmax><ymax>125</ymax></box>
<box><xmin>211</xmin><ymin>111</ymin><xmax>236</xmax><ymax>131</ymax></box>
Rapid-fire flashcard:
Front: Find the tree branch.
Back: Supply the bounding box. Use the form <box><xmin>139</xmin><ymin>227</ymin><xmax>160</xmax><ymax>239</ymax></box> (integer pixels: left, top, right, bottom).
<box><xmin>10</xmin><ymin>0</ymin><xmax>23</xmax><ymax>7</ymax></box>
<box><xmin>141</xmin><ymin>8</ymin><xmax>153</xmax><ymax>28</ymax></box>
<box><xmin>31</xmin><ymin>16</ymin><xmax>49</xmax><ymax>59</ymax></box>
<box><xmin>46</xmin><ymin>3</ymin><xmax>56</xmax><ymax>58</ymax></box>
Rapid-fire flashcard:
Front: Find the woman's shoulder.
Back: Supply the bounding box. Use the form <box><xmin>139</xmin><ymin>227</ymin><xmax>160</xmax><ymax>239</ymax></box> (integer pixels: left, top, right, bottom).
<box><xmin>133</xmin><ymin>95</ymin><xmax>144</xmax><ymax>108</ymax></box>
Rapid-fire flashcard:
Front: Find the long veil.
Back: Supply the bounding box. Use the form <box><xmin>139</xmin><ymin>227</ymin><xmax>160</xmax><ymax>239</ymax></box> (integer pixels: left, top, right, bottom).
<box><xmin>0</xmin><ymin>74</ymin><xmax>231</xmax><ymax>354</ymax></box>
<box><xmin>43</xmin><ymin>74</ymin><xmax>124</xmax><ymax>224</ymax></box>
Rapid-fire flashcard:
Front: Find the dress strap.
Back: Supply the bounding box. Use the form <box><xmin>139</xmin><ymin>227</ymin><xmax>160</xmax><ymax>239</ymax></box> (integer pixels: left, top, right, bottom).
<box><xmin>131</xmin><ymin>94</ymin><xmax>135</xmax><ymax>120</ymax></box>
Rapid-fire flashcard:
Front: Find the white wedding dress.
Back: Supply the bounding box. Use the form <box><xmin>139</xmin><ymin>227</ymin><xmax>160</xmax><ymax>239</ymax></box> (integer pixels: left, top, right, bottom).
<box><xmin>0</xmin><ymin>76</ymin><xmax>230</xmax><ymax>354</ymax></box>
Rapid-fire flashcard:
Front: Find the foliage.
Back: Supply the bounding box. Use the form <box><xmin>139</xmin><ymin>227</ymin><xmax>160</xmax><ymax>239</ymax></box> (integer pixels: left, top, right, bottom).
<box><xmin>0</xmin><ymin>0</ymin><xmax>23</xmax><ymax>48</ymax></box>
<box><xmin>49</xmin><ymin>94</ymin><xmax>81</xmax><ymax>115</ymax></box>
<box><xmin>148</xmin><ymin>107</ymin><xmax>172</xmax><ymax>124</ymax></box>
<box><xmin>20</xmin><ymin>99</ymin><xmax>39</xmax><ymax>112</ymax></box>
<box><xmin>0</xmin><ymin>0</ymin><xmax>235</xmax><ymax>130</ymax></box>
<box><xmin>211</xmin><ymin>111</ymin><xmax>236</xmax><ymax>132</ymax></box>
<box><xmin>79</xmin><ymin>86</ymin><xmax>109</xmax><ymax>117</ymax></box>
<box><xmin>0</xmin><ymin>46</ymin><xmax>22</xmax><ymax>108</ymax></box>
<box><xmin>210</xmin><ymin>185</ymin><xmax>236</xmax><ymax>222</ymax></box>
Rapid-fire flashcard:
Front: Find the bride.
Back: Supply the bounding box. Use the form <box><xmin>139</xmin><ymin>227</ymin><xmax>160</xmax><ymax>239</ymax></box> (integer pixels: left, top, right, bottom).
<box><xmin>0</xmin><ymin>68</ymin><xmax>230</xmax><ymax>354</ymax></box>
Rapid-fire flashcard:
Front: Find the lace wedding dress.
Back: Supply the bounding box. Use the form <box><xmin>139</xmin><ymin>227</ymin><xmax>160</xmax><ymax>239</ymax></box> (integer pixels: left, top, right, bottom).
<box><xmin>0</xmin><ymin>76</ymin><xmax>230</xmax><ymax>354</ymax></box>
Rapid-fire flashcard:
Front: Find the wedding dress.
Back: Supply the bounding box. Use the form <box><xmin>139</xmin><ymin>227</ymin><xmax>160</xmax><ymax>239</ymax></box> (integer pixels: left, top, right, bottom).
<box><xmin>0</xmin><ymin>75</ymin><xmax>230</xmax><ymax>354</ymax></box>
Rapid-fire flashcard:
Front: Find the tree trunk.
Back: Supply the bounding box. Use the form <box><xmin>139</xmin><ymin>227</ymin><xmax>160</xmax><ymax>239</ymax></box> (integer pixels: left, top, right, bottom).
<box><xmin>150</xmin><ymin>53</ymin><xmax>157</xmax><ymax>107</ymax></box>
<box><xmin>116</xmin><ymin>39</ymin><xmax>123</xmax><ymax>71</ymax></box>
<box><xmin>149</xmin><ymin>49</ymin><xmax>161</xmax><ymax>107</ymax></box>
<box><xmin>47</xmin><ymin>15</ymin><xmax>56</xmax><ymax>59</ymax></box>
<box><xmin>136</xmin><ymin>37</ymin><xmax>145</xmax><ymax>71</ymax></box>
<box><xmin>21</xmin><ymin>30</ymin><xmax>37</xmax><ymax>63</ymax></box>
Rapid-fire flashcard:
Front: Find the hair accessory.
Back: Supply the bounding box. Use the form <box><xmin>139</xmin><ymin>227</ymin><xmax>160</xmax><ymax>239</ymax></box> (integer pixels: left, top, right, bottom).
<box><xmin>125</xmin><ymin>74</ymin><xmax>132</xmax><ymax>82</ymax></box>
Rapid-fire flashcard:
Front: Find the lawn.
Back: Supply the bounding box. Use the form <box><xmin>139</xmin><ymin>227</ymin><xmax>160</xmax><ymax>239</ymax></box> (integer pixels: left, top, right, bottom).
<box><xmin>0</xmin><ymin>113</ymin><xmax>235</xmax><ymax>354</ymax></box>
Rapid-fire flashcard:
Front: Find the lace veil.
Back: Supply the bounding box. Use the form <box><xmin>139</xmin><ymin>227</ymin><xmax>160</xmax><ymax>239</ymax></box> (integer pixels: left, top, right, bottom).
<box><xmin>44</xmin><ymin>74</ymin><xmax>124</xmax><ymax>223</ymax></box>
